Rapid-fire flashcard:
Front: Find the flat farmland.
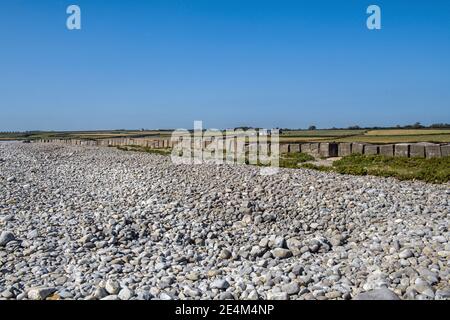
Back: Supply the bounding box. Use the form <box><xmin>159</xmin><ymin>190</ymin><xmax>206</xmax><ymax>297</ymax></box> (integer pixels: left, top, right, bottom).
<box><xmin>364</xmin><ymin>129</ymin><xmax>450</xmax><ymax>136</ymax></box>
<box><xmin>281</xmin><ymin>129</ymin><xmax>450</xmax><ymax>144</ymax></box>
<box><xmin>0</xmin><ymin>130</ymin><xmax>172</xmax><ymax>141</ymax></box>
<box><xmin>281</xmin><ymin>129</ymin><xmax>366</xmax><ymax>137</ymax></box>
<box><xmin>334</xmin><ymin>134</ymin><xmax>450</xmax><ymax>144</ymax></box>
<box><xmin>1</xmin><ymin>128</ymin><xmax>450</xmax><ymax>144</ymax></box>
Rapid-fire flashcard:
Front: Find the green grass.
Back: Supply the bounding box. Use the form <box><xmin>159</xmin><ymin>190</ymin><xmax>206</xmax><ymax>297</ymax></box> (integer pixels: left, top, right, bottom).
<box><xmin>0</xmin><ymin>130</ymin><xmax>171</xmax><ymax>141</ymax></box>
<box><xmin>116</xmin><ymin>145</ymin><xmax>172</xmax><ymax>156</ymax></box>
<box><xmin>3</xmin><ymin>128</ymin><xmax>450</xmax><ymax>144</ymax></box>
<box><xmin>279</xmin><ymin>152</ymin><xmax>315</xmax><ymax>168</ymax></box>
<box><xmin>115</xmin><ymin>144</ymin><xmax>449</xmax><ymax>183</ymax></box>
<box><xmin>365</xmin><ymin>129</ymin><xmax>450</xmax><ymax>136</ymax></box>
<box><xmin>327</xmin><ymin>154</ymin><xmax>450</xmax><ymax>183</ymax></box>
<box><xmin>334</xmin><ymin>134</ymin><xmax>450</xmax><ymax>144</ymax></box>
<box><xmin>299</xmin><ymin>162</ymin><xmax>334</xmax><ymax>172</ymax></box>
<box><xmin>282</xmin><ymin>129</ymin><xmax>367</xmax><ymax>137</ymax></box>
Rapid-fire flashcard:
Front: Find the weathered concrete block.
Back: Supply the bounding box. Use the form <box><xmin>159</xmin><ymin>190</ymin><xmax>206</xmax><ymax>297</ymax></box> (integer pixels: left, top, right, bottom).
<box><xmin>440</xmin><ymin>144</ymin><xmax>450</xmax><ymax>157</ymax></box>
<box><xmin>280</xmin><ymin>144</ymin><xmax>289</xmax><ymax>153</ymax></box>
<box><xmin>338</xmin><ymin>143</ymin><xmax>352</xmax><ymax>157</ymax></box>
<box><xmin>379</xmin><ymin>145</ymin><xmax>394</xmax><ymax>157</ymax></box>
<box><xmin>309</xmin><ymin>143</ymin><xmax>320</xmax><ymax>156</ymax></box>
<box><xmin>352</xmin><ymin>143</ymin><xmax>366</xmax><ymax>154</ymax></box>
<box><xmin>204</xmin><ymin>140</ymin><xmax>212</xmax><ymax>148</ymax></box>
<box><xmin>319</xmin><ymin>143</ymin><xmax>338</xmax><ymax>158</ymax></box>
<box><xmin>394</xmin><ymin>143</ymin><xmax>410</xmax><ymax>157</ymax></box>
<box><xmin>364</xmin><ymin>145</ymin><xmax>379</xmax><ymax>155</ymax></box>
<box><xmin>257</xmin><ymin>143</ymin><xmax>271</xmax><ymax>164</ymax></box>
<box><xmin>300</xmin><ymin>143</ymin><xmax>319</xmax><ymax>156</ymax></box>
<box><xmin>410</xmin><ymin>144</ymin><xmax>425</xmax><ymax>158</ymax></box>
<box><xmin>300</xmin><ymin>143</ymin><xmax>311</xmax><ymax>154</ymax></box>
<box><xmin>288</xmin><ymin>144</ymin><xmax>300</xmax><ymax>153</ymax></box>
<box><xmin>247</xmin><ymin>142</ymin><xmax>258</xmax><ymax>158</ymax></box>
<box><xmin>425</xmin><ymin>143</ymin><xmax>441</xmax><ymax>158</ymax></box>
<box><xmin>194</xmin><ymin>139</ymin><xmax>204</xmax><ymax>152</ymax></box>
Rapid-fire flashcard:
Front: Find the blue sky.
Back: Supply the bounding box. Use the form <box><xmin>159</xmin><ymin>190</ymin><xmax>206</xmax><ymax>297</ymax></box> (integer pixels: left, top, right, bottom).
<box><xmin>0</xmin><ymin>0</ymin><xmax>449</xmax><ymax>131</ymax></box>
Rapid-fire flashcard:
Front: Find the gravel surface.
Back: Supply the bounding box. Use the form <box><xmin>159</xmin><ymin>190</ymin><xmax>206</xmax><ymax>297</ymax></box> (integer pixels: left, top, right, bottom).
<box><xmin>0</xmin><ymin>143</ymin><xmax>449</xmax><ymax>300</ymax></box>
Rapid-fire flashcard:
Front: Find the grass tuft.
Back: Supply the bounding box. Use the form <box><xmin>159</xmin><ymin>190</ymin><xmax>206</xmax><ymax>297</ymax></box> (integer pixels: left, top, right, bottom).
<box><xmin>279</xmin><ymin>152</ymin><xmax>315</xmax><ymax>168</ymax></box>
<box><xmin>115</xmin><ymin>145</ymin><xmax>449</xmax><ymax>184</ymax></box>
<box><xmin>117</xmin><ymin>145</ymin><xmax>172</xmax><ymax>156</ymax></box>
<box><xmin>331</xmin><ymin>154</ymin><xmax>450</xmax><ymax>183</ymax></box>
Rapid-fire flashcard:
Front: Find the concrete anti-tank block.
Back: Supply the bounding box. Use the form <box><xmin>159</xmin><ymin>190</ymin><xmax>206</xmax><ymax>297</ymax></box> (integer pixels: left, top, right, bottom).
<box><xmin>424</xmin><ymin>143</ymin><xmax>441</xmax><ymax>158</ymax></box>
<box><xmin>288</xmin><ymin>144</ymin><xmax>300</xmax><ymax>153</ymax></box>
<box><xmin>379</xmin><ymin>145</ymin><xmax>394</xmax><ymax>157</ymax></box>
<box><xmin>280</xmin><ymin>144</ymin><xmax>289</xmax><ymax>153</ymax></box>
<box><xmin>409</xmin><ymin>144</ymin><xmax>425</xmax><ymax>158</ymax></box>
<box><xmin>319</xmin><ymin>143</ymin><xmax>338</xmax><ymax>158</ymax></box>
<box><xmin>364</xmin><ymin>145</ymin><xmax>379</xmax><ymax>155</ymax></box>
<box><xmin>440</xmin><ymin>144</ymin><xmax>450</xmax><ymax>157</ymax></box>
<box><xmin>338</xmin><ymin>143</ymin><xmax>352</xmax><ymax>157</ymax></box>
<box><xmin>352</xmin><ymin>143</ymin><xmax>366</xmax><ymax>154</ymax></box>
<box><xmin>394</xmin><ymin>144</ymin><xmax>410</xmax><ymax>157</ymax></box>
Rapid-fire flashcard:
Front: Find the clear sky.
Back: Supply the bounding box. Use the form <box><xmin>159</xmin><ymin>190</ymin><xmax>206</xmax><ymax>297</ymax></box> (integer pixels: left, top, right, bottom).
<box><xmin>1</xmin><ymin>0</ymin><xmax>449</xmax><ymax>131</ymax></box>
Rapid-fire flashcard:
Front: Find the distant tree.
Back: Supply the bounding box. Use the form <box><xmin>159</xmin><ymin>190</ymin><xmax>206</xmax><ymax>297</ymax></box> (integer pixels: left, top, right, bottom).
<box><xmin>308</xmin><ymin>125</ymin><xmax>317</xmax><ymax>130</ymax></box>
<box><xmin>234</xmin><ymin>126</ymin><xmax>253</xmax><ymax>131</ymax></box>
<box><xmin>412</xmin><ymin>122</ymin><xmax>424</xmax><ymax>129</ymax></box>
<box><xmin>348</xmin><ymin>125</ymin><xmax>361</xmax><ymax>130</ymax></box>
<box><xmin>430</xmin><ymin>123</ymin><xmax>450</xmax><ymax>128</ymax></box>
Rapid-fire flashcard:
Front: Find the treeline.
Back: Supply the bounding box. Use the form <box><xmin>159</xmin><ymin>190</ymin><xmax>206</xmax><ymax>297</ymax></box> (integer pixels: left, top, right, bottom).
<box><xmin>2</xmin><ymin>123</ymin><xmax>450</xmax><ymax>134</ymax></box>
<box><xmin>0</xmin><ymin>131</ymin><xmax>44</xmax><ymax>134</ymax></box>
<box><xmin>283</xmin><ymin>122</ymin><xmax>450</xmax><ymax>131</ymax></box>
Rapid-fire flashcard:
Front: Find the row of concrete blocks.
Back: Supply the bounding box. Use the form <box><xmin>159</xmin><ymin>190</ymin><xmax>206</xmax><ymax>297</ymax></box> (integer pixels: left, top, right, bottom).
<box><xmin>36</xmin><ymin>139</ymin><xmax>99</xmax><ymax>146</ymax></box>
<box><xmin>279</xmin><ymin>143</ymin><xmax>338</xmax><ymax>158</ymax></box>
<box><xmin>35</xmin><ymin>139</ymin><xmax>450</xmax><ymax>158</ymax></box>
<box><xmin>35</xmin><ymin>138</ymin><xmax>175</xmax><ymax>149</ymax></box>
<box><xmin>280</xmin><ymin>142</ymin><xmax>450</xmax><ymax>158</ymax></box>
<box><xmin>36</xmin><ymin>138</ymin><xmax>268</xmax><ymax>151</ymax></box>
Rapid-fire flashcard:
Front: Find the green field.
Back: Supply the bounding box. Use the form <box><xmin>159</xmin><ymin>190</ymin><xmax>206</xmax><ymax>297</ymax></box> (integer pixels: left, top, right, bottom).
<box><xmin>116</xmin><ymin>145</ymin><xmax>172</xmax><ymax>156</ymax></box>
<box><xmin>280</xmin><ymin>129</ymin><xmax>450</xmax><ymax>144</ymax></box>
<box><xmin>281</xmin><ymin>129</ymin><xmax>366</xmax><ymax>137</ymax></box>
<box><xmin>332</xmin><ymin>134</ymin><xmax>450</xmax><ymax>144</ymax></box>
<box><xmin>109</xmin><ymin>144</ymin><xmax>450</xmax><ymax>184</ymax></box>
<box><xmin>0</xmin><ymin>130</ymin><xmax>172</xmax><ymax>141</ymax></box>
<box><xmin>1</xmin><ymin>128</ymin><xmax>450</xmax><ymax>144</ymax></box>
<box><xmin>299</xmin><ymin>154</ymin><xmax>450</xmax><ymax>184</ymax></box>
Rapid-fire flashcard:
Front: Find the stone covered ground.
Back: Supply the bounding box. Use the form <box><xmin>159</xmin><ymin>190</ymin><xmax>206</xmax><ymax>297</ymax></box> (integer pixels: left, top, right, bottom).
<box><xmin>0</xmin><ymin>143</ymin><xmax>449</xmax><ymax>300</ymax></box>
